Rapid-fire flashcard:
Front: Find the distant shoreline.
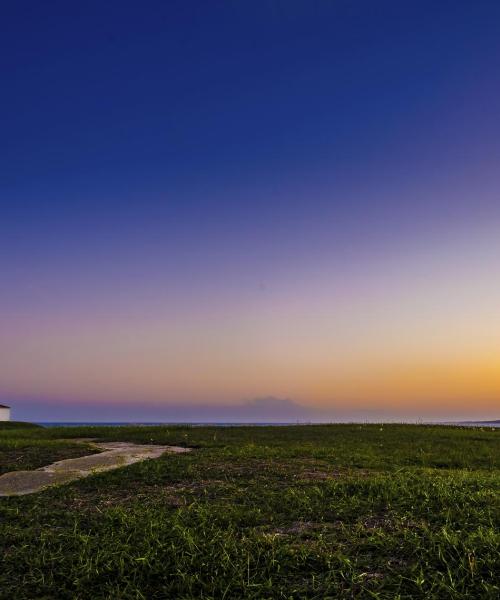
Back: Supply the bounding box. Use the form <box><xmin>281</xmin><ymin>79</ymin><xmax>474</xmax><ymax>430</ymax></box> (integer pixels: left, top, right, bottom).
<box><xmin>35</xmin><ymin>421</ymin><xmax>500</xmax><ymax>428</ymax></box>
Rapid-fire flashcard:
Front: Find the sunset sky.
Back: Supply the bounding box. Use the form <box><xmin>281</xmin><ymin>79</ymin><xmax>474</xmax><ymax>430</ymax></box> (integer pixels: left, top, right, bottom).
<box><xmin>2</xmin><ymin>1</ymin><xmax>500</xmax><ymax>422</ymax></box>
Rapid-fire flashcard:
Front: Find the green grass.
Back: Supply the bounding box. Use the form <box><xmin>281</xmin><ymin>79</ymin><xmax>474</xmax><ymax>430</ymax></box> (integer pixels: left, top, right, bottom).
<box><xmin>0</xmin><ymin>424</ymin><xmax>498</xmax><ymax>598</ymax></box>
<box><xmin>0</xmin><ymin>420</ymin><xmax>42</xmax><ymax>430</ymax></box>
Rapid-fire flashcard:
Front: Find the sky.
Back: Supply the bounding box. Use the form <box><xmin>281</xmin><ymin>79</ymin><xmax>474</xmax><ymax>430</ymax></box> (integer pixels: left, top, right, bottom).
<box><xmin>2</xmin><ymin>1</ymin><xmax>500</xmax><ymax>422</ymax></box>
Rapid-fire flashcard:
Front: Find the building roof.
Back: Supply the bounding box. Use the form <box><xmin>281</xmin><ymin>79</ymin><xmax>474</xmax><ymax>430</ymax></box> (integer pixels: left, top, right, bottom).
<box><xmin>0</xmin><ymin>404</ymin><xmax>10</xmax><ymax>409</ymax></box>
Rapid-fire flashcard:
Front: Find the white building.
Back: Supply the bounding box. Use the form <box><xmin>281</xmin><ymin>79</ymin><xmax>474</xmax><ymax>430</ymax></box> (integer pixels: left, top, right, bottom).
<box><xmin>0</xmin><ymin>404</ymin><xmax>11</xmax><ymax>421</ymax></box>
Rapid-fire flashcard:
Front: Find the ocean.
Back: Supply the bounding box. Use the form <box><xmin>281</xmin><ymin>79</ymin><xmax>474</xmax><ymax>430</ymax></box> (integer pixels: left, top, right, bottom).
<box><xmin>37</xmin><ymin>421</ymin><xmax>500</xmax><ymax>428</ymax></box>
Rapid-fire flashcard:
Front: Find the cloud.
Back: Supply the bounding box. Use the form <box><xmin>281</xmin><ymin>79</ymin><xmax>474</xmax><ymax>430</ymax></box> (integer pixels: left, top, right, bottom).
<box><xmin>239</xmin><ymin>396</ymin><xmax>312</xmax><ymax>419</ymax></box>
<box><xmin>7</xmin><ymin>395</ymin><xmax>316</xmax><ymax>423</ymax></box>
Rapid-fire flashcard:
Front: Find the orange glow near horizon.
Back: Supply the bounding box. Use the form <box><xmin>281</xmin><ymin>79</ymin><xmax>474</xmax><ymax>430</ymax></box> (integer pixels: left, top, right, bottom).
<box><xmin>2</xmin><ymin>222</ymin><xmax>500</xmax><ymax>419</ymax></box>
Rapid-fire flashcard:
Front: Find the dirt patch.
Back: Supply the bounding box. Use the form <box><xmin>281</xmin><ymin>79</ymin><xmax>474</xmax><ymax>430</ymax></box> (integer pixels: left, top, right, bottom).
<box><xmin>297</xmin><ymin>469</ymin><xmax>342</xmax><ymax>481</ymax></box>
<box><xmin>64</xmin><ymin>485</ymin><xmax>185</xmax><ymax>512</ymax></box>
<box><xmin>359</xmin><ymin>514</ymin><xmax>425</xmax><ymax>532</ymax></box>
<box><xmin>274</xmin><ymin>521</ymin><xmax>325</xmax><ymax>535</ymax></box>
<box><xmin>269</xmin><ymin>520</ymin><xmax>343</xmax><ymax>537</ymax></box>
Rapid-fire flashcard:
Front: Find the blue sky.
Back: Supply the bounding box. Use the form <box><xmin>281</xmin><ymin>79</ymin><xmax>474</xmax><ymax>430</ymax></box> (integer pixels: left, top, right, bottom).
<box><xmin>2</xmin><ymin>1</ymin><xmax>500</xmax><ymax>421</ymax></box>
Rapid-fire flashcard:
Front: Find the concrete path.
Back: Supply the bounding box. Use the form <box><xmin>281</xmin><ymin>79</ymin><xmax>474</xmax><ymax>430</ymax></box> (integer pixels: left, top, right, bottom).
<box><xmin>0</xmin><ymin>441</ymin><xmax>190</xmax><ymax>497</ymax></box>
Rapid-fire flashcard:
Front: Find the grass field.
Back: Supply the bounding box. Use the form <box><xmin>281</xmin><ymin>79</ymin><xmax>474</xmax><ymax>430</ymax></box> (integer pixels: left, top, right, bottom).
<box><xmin>0</xmin><ymin>423</ymin><xmax>498</xmax><ymax>599</ymax></box>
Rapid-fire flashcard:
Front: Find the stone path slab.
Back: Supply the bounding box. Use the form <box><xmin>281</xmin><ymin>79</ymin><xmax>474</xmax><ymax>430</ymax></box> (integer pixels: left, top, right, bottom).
<box><xmin>0</xmin><ymin>441</ymin><xmax>190</xmax><ymax>496</ymax></box>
